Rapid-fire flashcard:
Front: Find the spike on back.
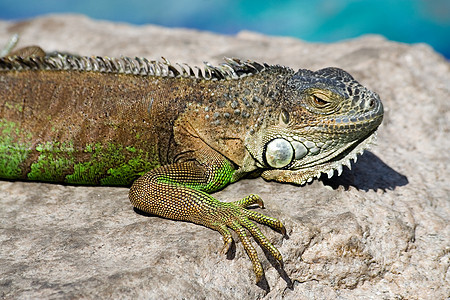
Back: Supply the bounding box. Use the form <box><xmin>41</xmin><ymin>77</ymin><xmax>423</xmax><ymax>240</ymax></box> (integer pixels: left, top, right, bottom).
<box><xmin>0</xmin><ymin>52</ymin><xmax>276</xmax><ymax>81</ymax></box>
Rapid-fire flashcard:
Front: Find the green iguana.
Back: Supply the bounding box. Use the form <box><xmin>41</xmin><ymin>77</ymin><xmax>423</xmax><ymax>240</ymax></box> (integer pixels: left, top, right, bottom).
<box><xmin>0</xmin><ymin>40</ymin><xmax>383</xmax><ymax>282</ymax></box>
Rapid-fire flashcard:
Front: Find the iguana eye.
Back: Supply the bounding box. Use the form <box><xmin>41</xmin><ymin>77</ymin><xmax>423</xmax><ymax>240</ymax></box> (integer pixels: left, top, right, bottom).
<box><xmin>312</xmin><ymin>94</ymin><xmax>329</xmax><ymax>107</ymax></box>
<box><xmin>264</xmin><ymin>138</ymin><xmax>294</xmax><ymax>168</ymax></box>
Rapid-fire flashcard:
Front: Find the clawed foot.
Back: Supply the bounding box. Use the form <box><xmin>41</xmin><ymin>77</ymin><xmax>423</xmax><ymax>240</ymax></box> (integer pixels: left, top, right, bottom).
<box><xmin>209</xmin><ymin>194</ymin><xmax>286</xmax><ymax>283</ymax></box>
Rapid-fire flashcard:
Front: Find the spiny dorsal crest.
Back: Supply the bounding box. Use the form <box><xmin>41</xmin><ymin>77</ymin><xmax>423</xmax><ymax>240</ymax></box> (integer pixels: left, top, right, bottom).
<box><xmin>0</xmin><ymin>51</ymin><xmax>282</xmax><ymax>81</ymax></box>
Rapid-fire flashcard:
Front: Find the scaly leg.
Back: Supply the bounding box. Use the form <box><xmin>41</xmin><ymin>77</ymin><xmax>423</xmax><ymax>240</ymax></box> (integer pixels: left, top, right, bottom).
<box><xmin>129</xmin><ymin>159</ymin><xmax>285</xmax><ymax>282</ymax></box>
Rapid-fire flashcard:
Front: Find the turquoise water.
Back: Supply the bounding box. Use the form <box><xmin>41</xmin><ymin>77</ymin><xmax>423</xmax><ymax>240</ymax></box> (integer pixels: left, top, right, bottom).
<box><xmin>1</xmin><ymin>0</ymin><xmax>449</xmax><ymax>58</ymax></box>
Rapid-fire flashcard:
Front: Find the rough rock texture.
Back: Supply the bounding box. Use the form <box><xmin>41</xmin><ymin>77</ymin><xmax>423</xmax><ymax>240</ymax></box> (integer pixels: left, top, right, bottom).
<box><xmin>0</xmin><ymin>15</ymin><xmax>448</xmax><ymax>299</ymax></box>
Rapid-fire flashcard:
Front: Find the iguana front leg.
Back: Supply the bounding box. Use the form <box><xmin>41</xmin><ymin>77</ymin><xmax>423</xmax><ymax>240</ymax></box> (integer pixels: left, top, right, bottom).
<box><xmin>129</xmin><ymin>155</ymin><xmax>285</xmax><ymax>282</ymax></box>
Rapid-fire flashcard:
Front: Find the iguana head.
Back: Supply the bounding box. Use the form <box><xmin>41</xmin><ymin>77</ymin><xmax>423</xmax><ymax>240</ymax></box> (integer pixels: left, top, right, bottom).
<box><xmin>246</xmin><ymin>67</ymin><xmax>384</xmax><ymax>185</ymax></box>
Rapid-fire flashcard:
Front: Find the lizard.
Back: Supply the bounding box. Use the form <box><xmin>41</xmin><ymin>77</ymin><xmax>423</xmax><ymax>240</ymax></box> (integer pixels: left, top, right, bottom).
<box><xmin>0</xmin><ymin>40</ymin><xmax>383</xmax><ymax>283</ymax></box>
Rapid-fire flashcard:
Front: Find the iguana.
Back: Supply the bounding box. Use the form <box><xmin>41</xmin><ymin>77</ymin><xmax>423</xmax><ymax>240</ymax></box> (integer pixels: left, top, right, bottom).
<box><xmin>0</xmin><ymin>40</ymin><xmax>383</xmax><ymax>282</ymax></box>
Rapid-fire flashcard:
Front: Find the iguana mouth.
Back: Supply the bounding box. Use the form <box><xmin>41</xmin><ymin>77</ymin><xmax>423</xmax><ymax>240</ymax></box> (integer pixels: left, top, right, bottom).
<box><xmin>294</xmin><ymin>128</ymin><xmax>377</xmax><ymax>176</ymax></box>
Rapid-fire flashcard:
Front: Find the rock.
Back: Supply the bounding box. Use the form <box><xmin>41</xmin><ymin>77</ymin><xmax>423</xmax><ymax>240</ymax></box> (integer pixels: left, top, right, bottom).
<box><xmin>0</xmin><ymin>14</ymin><xmax>448</xmax><ymax>299</ymax></box>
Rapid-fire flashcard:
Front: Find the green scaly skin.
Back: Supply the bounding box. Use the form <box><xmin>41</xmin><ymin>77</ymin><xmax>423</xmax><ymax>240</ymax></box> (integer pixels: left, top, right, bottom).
<box><xmin>0</xmin><ymin>41</ymin><xmax>383</xmax><ymax>282</ymax></box>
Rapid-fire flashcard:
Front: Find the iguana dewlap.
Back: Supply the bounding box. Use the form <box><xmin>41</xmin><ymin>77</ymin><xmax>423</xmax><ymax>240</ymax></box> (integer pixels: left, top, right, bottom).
<box><xmin>0</xmin><ymin>44</ymin><xmax>383</xmax><ymax>282</ymax></box>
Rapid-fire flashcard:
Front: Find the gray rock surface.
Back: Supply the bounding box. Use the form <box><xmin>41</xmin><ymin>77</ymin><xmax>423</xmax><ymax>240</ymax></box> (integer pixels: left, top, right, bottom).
<box><xmin>0</xmin><ymin>14</ymin><xmax>448</xmax><ymax>299</ymax></box>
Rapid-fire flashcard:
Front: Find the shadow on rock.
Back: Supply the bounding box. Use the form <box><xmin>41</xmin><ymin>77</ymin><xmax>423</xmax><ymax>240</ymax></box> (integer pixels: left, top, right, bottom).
<box><xmin>321</xmin><ymin>151</ymin><xmax>408</xmax><ymax>191</ymax></box>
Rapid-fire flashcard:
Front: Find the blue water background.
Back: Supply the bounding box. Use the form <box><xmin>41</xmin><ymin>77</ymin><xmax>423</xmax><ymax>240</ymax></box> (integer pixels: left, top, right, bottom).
<box><xmin>1</xmin><ymin>0</ymin><xmax>449</xmax><ymax>58</ymax></box>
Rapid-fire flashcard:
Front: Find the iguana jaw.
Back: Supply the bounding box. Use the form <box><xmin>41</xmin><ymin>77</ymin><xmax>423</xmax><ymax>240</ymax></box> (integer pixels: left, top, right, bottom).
<box><xmin>260</xmin><ymin>128</ymin><xmax>378</xmax><ymax>185</ymax></box>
